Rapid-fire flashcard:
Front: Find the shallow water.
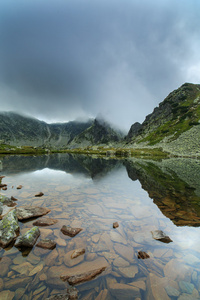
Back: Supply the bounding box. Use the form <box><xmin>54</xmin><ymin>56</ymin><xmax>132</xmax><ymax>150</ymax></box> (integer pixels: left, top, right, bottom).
<box><xmin>1</xmin><ymin>154</ymin><xmax>200</xmax><ymax>299</ymax></box>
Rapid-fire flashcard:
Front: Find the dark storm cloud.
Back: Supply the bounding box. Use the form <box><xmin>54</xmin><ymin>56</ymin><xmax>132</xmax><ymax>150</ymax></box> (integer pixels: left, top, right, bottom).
<box><xmin>0</xmin><ymin>0</ymin><xmax>200</xmax><ymax>130</ymax></box>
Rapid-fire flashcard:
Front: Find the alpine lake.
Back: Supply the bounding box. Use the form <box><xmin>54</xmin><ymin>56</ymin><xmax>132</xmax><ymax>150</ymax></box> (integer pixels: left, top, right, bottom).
<box><xmin>1</xmin><ymin>153</ymin><xmax>200</xmax><ymax>300</ymax></box>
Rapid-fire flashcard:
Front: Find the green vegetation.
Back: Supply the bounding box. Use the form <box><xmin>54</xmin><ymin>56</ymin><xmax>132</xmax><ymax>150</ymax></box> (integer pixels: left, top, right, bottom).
<box><xmin>58</xmin><ymin>146</ymin><xmax>169</xmax><ymax>158</ymax></box>
<box><xmin>0</xmin><ymin>144</ymin><xmax>48</xmax><ymax>154</ymax></box>
<box><xmin>139</xmin><ymin>85</ymin><xmax>200</xmax><ymax>145</ymax></box>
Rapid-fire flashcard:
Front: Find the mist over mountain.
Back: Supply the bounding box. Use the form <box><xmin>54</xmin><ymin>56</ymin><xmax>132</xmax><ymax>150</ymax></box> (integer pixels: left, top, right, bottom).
<box><xmin>0</xmin><ymin>83</ymin><xmax>200</xmax><ymax>157</ymax></box>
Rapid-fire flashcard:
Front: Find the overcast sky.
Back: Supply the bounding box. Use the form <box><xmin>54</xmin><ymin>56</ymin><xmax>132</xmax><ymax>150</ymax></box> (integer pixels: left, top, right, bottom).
<box><xmin>0</xmin><ymin>0</ymin><xmax>200</xmax><ymax>131</ymax></box>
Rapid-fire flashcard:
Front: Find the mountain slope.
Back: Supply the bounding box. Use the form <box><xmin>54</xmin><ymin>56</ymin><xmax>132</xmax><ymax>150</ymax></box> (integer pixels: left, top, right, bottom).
<box><xmin>126</xmin><ymin>83</ymin><xmax>200</xmax><ymax>155</ymax></box>
<box><xmin>0</xmin><ymin>112</ymin><xmax>93</xmax><ymax>148</ymax></box>
<box><xmin>68</xmin><ymin>118</ymin><xmax>123</xmax><ymax>148</ymax></box>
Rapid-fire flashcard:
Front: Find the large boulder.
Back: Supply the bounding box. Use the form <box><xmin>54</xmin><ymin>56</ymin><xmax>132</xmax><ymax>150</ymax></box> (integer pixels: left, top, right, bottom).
<box><xmin>0</xmin><ymin>210</ymin><xmax>19</xmax><ymax>247</ymax></box>
<box><xmin>15</xmin><ymin>226</ymin><xmax>40</xmax><ymax>248</ymax></box>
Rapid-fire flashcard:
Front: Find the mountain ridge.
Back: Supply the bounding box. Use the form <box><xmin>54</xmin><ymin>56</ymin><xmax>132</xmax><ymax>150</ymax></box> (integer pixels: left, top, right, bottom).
<box><xmin>1</xmin><ymin>82</ymin><xmax>200</xmax><ymax>157</ymax></box>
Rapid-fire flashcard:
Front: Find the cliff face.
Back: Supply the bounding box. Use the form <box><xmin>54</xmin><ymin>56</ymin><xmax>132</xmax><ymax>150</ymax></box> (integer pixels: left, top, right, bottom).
<box><xmin>127</xmin><ymin>83</ymin><xmax>200</xmax><ymax>146</ymax></box>
<box><xmin>125</xmin><ymin>83</ymin><xmax>200</xmax><ymax>156</ymax></box>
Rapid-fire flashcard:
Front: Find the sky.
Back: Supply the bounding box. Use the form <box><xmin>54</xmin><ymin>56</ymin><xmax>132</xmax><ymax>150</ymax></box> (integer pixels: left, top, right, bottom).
<box><xmin>0</xmin><ymin>0</ymin><xmax>200</xmax><ymax>132</ymax></box>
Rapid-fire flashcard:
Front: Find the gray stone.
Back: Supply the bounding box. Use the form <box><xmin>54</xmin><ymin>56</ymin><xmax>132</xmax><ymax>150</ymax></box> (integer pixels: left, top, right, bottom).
<box><xmin>36</xmin><ymin>239</ymin><xmax>56</xmax><ymax>250</ymax></box>
<box><xmin>33</xmin><ymin>217</ymin><xmax>58</xmax><ymax>226</ymax></box>
<box><xmin>61</xmin><ymin>225</ymin><xmax>82</xmax><ymax>237</ymax></box>
<box><xmin>46</xmin><ymin>287</ymin><xmax>78</xmax><ymax>299</ymax></box>
<box><xmin>165</xmin><ymin>285</ymin><xmax>180</xmax><ymax>297</ymax></box>
<box><xmin>109</xmin><ymin>283</ymin><xmax>140</xmax><ymax>299</ymax></box>
<box><xmin>178</xmin><ymin>294</ymin><xmax>199</xmax><ymax>300</ymax></box>
<box><xmin>0</xmin><ymin>210</ymin><xmax>19</xmax><ymax>247</ymax></box>
<box><xmin>179</xmin><ymin>281</ymin><xmax>194</xmax><ymax>294</ymax></box>
<box><xmin>15</xmin><ymin>226</ymin><xmax>40</xmax><ymax>248</ymax></box>
<box><xmin>16</xmin><ymin>206</ymin><xmax>51</xmax><ymax>220</ymax></box>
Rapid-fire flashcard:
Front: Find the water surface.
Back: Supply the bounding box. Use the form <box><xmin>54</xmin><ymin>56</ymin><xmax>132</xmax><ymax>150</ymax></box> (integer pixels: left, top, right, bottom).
<box><xmin>1</xmin><ymin>154</ymin><xmax>200</xmax><ymax>299</ymax></box>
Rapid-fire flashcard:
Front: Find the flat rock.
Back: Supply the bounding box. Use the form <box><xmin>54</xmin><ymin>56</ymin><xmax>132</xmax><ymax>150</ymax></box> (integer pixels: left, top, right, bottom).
<box><xmin>164</xmin><ymin>259</ymin><xmax>192</xmax><ymax>281</ymax></box>
<box><xmin>118</xmin><ymin>265</ymin><xmax>138</xmax><ymax>278</ymax></box>
<box><xmin>16</xmin><ymin>206</ymin><xmax>51</xmax><ymax>220</ymax></box>
<box><xmin>146</xmin><ymin>272</ymin><xmax>179</xmax><ymax>300</ymax></box>
<box><xmin>96</xmin><ymin>289</ymin><xmax>110</xmax><ymax>300</ymax></box>
<box><xmin>71</xmin><ymin>248</ymin><xmax>85</xmax><ymax>259</ymax></box>
<box><xmin>114</xmin><ymin>244</ymin><xmax>134</xmax><ymax>262</ymax></box>
<box><xmin>109</xmin><ymin>283</ymin><xmax>140</xmax><ymax>299</ymax></box>
<box><xmin>33</xmin><ymin>217</ymin><xmax>58</xmax><ymax>226</ymax></box>
<box><xmin>29</xmin><ymin>263</ymin><xmax>44</xmax><ymax>276</ymax></box>
<box><xmin>165</xmin><ymin>285</ymin><xmax>180</xmax><ymax>297</ymax></box>
<box><xmin>0</xmin><ymin>290</ymin><xmax>15</xmax><ymax>300</ymax></box>
<box><xmin>15</xmin><ymin>226</ymin><xmax>40</xmax><ymax>248</ymax></box>
<box><xmin>64</xmin><ymin>249</ymin><xmax>85</xmax><ymax>267</ymax></box>
<box><xmin>113</xmin><ymin>257</ymin><xmax>130</xmax><ymax>267</ymax></box>
<box><xmin>151</xmin><ymin>230</ymin><xmax>173</xmax><ymax>243</ymax></box>
<box><xmin>46</xmin><ymin>287</ymin><xmax>78</xmax><ymax>299</ymax></box>
<box><xmin>0</xmin><ymin>210</ymin><xmax>19</xmax><ymax>247</ymax></box>
<box><xmin>36</xmin><ymin>239</ymin><xmax>56</xmax><ymax>250</ymax></box>
<box><xmin>0</xmin><ymin>278</ymin><xmax>3</xmax><ymax>291</ymax></box>
<box><xmin>61</xmin><ymin>225</ymin><xmax>82</xmax><ymax>237</ymax></box>
<box><xmin>179</xmin><ymin>280</ymin><xmax>194</xmax><ymax>294</ymax></box>
<box><xmin>11</xmin><ymin>262</ymin><xmax>33</xmax><ymax>275</ymax></box>
<box><xmin>4</xmin><ymin>277</ymin><xmax>32</xmax><ymax>290</ymax></box>
<box><xmin>0</xmin><ymin>257</ymin><xmax>12</xmax><ymax>277</ymax></box>
<box><xmin>110</xmin><ymin>231</ymin><xmax>127</xmax><ymax>245</ymax></box>
<box><xmin>61</xmin><ymin>266</ymin><xmax>106</xmax><ymax>285</ymax></box>
<box><xmin>45</xmin><ymin>249</ymin><xmax>59</xmax><ymax>266</ymax></box>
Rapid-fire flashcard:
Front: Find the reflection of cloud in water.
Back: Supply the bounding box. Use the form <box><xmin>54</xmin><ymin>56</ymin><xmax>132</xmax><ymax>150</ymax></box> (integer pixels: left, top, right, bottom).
<box><xmin>174</xmin><ymin>226</ymin><xmax>200</xmax><ymax>250</ymax></box>
<box><xmin>32</xmin><ymin>168</ymin><xmax>70</xmax><ymax>178</ymax></box>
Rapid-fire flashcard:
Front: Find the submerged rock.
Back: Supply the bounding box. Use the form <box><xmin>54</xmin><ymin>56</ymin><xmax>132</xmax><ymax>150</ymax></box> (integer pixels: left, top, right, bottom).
<box><xmin>46</xmin><ymin>287</ymin><xmax>78</xmax><ymax>299</ymax></box>
<box><xmin>60</xmin><ymin>266</ymin><xmax>106</xmax><ymax>285</ymax></box>
<box><xmin>33</xmin><ymin>217</ymin><xmax>58</xmax><ymax>226</ymax></box>
<box><xmin>61</xmin><ymin>225</ymin><xmax>82</xmax><ymax>237</ymax></box>
<box><xmin>71</xmin><ymin>248</ymin><xmax>85</xmax><ymax>259</ymax></box>
<box><xmin>16</xmin><ymin>206</ymin><xmax>51</xmax><ymax>220</ymax></box>
<box><xmin>138</xmin><ymin>251</ymin><xmax>150</xmax><ymax>259</ymax></box>
<box><xmin>0</xmin><ymin>210</ymin><xmax>19</xmax><ymax>247</ymax></box>
<box><xmin>15</xmin><ymin>226</ymin><xmax>40</xmax><ymax>248</ymax></box>
<box><xmin>36</xmin><ymin>239</ymin><xmax>56</xmax><ymax>250</ymax></box>
<box><xmin>151</xmin><ymin>230</ymin><xmax>173</xmax><ymax>243</ymax></box>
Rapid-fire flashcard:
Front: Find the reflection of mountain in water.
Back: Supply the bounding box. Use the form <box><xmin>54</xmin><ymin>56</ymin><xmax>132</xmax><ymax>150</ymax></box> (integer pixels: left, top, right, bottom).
<box><xmin>1</xmin><ymin>154</ymin><xmax>200</xmax><ymax>226</ymax></box>
<box><xmin>0</xmin><ymin>153</ymin><xmax>121</xmax><ymax>179</ymax></box>
<box><xmin>124</xmin><ymin>158</ymin><xmax>200</xmax><ymax>226</ymax></box>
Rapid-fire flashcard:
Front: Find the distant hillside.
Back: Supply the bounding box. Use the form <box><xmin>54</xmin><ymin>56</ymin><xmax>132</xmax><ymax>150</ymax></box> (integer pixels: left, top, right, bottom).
<box><xmin>0</xmin><ymin>112</ymin><xmax>122</xmax><ymax>149</ymax></box>
<box><xmin>126</xmin><ymin>83</ymin><xmax>200</xmax><ymax>156</ymax></box>
<box><xmin>69</xmin><ymin>118</ymin><xmax>123</xmax><ymax>148</ymax></box>
<box><xmin>0</xmin><ymin>112</ymin><xmax>93</xmax><ymax>148</ymax></box>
